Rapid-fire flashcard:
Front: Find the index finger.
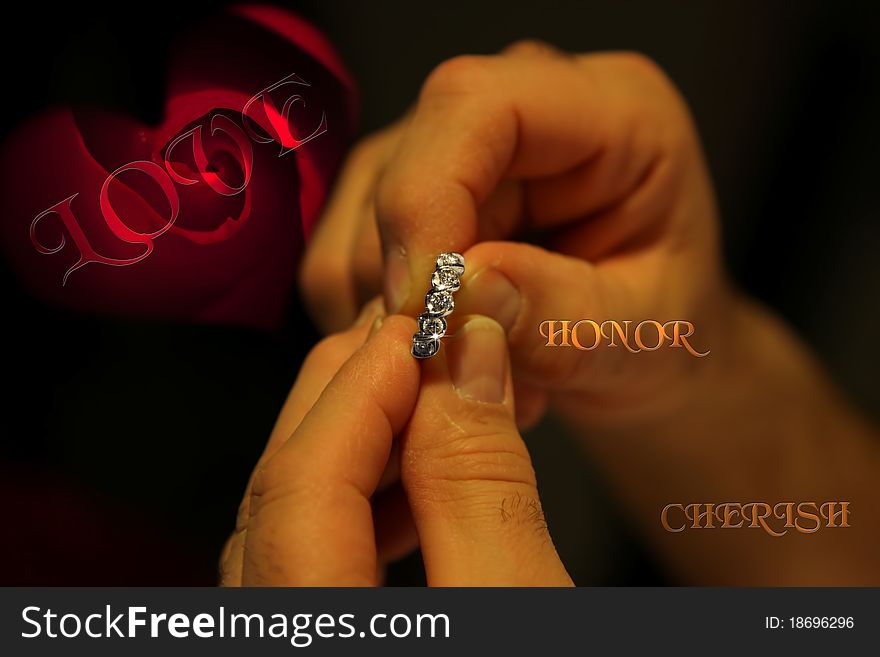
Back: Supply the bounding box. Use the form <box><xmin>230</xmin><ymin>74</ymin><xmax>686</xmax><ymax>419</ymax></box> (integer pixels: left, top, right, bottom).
<box><xmin>241</xmin><ymin>315</ymin><xmax>420</xmax><ymax>585</ymax></box>
<box><xmin>376</xmin><ymin>48</ymin><xmax>687</xmax><ymax>314</ymax></box>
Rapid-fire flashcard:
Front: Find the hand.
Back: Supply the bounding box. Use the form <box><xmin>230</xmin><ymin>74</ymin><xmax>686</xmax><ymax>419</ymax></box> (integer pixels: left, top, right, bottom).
<box><xmin>300</xmin><ymin>43</ymin><xmax>880</xmax><ymax>584</ymax></box>
<box><xmin>300</xmin><ymin>42</ymin><xmax>731</xmax><ymax>431</ymax></box>
<box><xmin>220</xmin><ymin>308</ymin><xmax>571</xmax><ymax>586</ymax></box>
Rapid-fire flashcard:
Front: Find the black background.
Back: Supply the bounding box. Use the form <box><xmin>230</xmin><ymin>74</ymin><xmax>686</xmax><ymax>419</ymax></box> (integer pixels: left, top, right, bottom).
<box><xmin>1</xmin><ymin>1</ymin><xmax>878</xmax><ymax>585</ymax></box>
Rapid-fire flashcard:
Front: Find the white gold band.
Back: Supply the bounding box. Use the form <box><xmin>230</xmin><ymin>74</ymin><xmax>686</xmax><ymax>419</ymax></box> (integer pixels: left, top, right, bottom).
<box><xmin>411</xmin><ymin>252</ymin><xmax>465</xmax><ymax>359</ymax></box>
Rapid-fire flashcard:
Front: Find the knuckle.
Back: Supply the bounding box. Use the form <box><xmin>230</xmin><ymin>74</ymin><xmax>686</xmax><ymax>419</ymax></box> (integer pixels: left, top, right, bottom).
<box><xmin>496</xmin><ymin>490</ymin><xmax>549</xmax><ymax>532</ymax></box>
<box><xmin>613</xmin><ymin>50</ymin><xmax>668</xmax><ymax>83</ymax></box>
<box><xmin>502</xmin><ymin>38</ymin><xmax>559</xmax><ymax>58</ymax></box>
<box><xmin>405</xmin><ymin>421</ymin><xmax>537</xmax><ymax>493</ymax></box>
<box><xmin>594</xmin><ymin>51</ymin><xmax>697</xmax><ymax>151</ymax></box>
<box><xmin>249</xmin><ymin>455</ymin><xmax>306</xmax><ymax>509</ymax></box>
<box><xmin>612</xmin><ymin>51</ymin><xmax>688</xmax><ymax>112</ymax></box>
<box><xmin>421</xmin><ymin>54</ymin><xmax>494</xmax><ymax>98</ymax></box>
<box><xmin>249</xmin><ymin>462</ymin><xmax>276</xmax><ymax>502</ymax></box>
<box><xmin>234</xmin><ymin>491</ymin><xmax>252</xmax><ymax>531</ymax></box>
<box><xmin>218</xmin><ymin>534</ymin><xmax>240</xmax><ymax>586</ymax></box>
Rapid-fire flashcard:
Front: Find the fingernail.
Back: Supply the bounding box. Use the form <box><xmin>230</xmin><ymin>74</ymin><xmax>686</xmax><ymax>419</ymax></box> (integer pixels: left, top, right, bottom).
<box><xmin>367</xmin><ymin>315</ymin><xmax>384</xmax><ymax>339</ymax></box>
<box><xmin>448</xmin><ymin>317</ymin><xmax>508</xmax><ymax>403</ymax></box>
<box><xmin>384</xmin><ymin>244</ymin><xmax>410</xmax><ymax>313</ymax></box>
<box><xmin>354</xmin><ymin>297</ymin><xmax>386</xmax><ymax>327</ymax></box>
<box><xmin>459</xmin><ymin>268</ymin><xmax>520</xmax><ymax>333</ymax></box>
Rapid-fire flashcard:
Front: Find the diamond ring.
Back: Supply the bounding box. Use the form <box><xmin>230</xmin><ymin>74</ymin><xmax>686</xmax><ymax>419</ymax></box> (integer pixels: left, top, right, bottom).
<box><xmin>411</xmin><ymin>252</ymin><xmax>465</xmax><ymax>359</ymax></box>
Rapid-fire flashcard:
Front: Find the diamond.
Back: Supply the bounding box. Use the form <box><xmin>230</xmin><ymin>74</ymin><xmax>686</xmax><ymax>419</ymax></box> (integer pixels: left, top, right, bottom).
<box><xmin>436</xmin><ymin>252</ymin><xmax>464</xmax><ymax>275</ymax></box>
<box><xmin>431</xmin><ymin>267</ymin><xmax>461</xmax><ymax>292</ymax></box>
<box><xmin>425</xmin><ymin>289</ymin><xmax>454</xmax><ymax>316</ymax></box>
<box><xmin>411</xmin><ymin>252</ymin><xmax>465</xmax><ymax>359</ymax></box>
<box><xmin>412</xmin><ymin>334</ymin><xmax>440</xmax><ymax>359</ymax></box>
<box><xmin>418</xmin><ymin>314</ymin><xmax>447</xmax><ymax>337</ymax></box>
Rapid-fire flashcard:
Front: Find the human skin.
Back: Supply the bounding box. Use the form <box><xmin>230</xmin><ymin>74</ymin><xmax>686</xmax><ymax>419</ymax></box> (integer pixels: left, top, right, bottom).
<box><xmin>299</xmin><ymin>42</ymin><xmax>880</xmax><ymax>584</ymax></box>
<box><xmin>220</xmin><ymin>308</ymin><xmax>572</xmax><ymax>586</ymax></box>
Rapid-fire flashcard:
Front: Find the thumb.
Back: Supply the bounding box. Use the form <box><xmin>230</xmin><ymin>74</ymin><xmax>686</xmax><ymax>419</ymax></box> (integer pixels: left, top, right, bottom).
<box><xmin>401</xmin><ymin>315</ymin><xmax>571</xmax><ymax>586</ymax></box>
<box><xmin>454</xmin><ymin>241</ymin><xmax>645</xmax><ymax>396</ymax></box>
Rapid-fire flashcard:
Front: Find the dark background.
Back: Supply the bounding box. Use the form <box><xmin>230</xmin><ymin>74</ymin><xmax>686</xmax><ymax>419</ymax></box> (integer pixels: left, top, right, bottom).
<box><xmin>1</xmin><ymin>1</ymin><xmax>878</xmax><ymax>584</ymax></box>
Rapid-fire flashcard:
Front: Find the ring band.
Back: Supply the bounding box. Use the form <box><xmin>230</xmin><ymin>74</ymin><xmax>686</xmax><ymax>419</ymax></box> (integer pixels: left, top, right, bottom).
<box><xmin>411</xmin><ymin>252</ymin><xmax>465</xmax><ymax>359</ymax></box>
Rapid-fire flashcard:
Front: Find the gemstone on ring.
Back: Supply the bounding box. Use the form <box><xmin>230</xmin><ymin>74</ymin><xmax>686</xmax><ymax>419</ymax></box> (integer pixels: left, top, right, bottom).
<box><xmin>412</xmin><ymin>252</ymin><xmax>464</xmax><ymax>359</ymax></box>
<box><xmin>425</xmin><ymin>289</ymin><xmax>454</xmax><ymax>316</ymax></box>
<box><xmin>418</xmin><ymin>314</ymin><xmax>447</xmax><ymax>338</ymax></box>
<box><xmin>431</xmin><ymin>267</ymin><xmax>461</xmax><ymax>292</ymax></box>
<box><xmin>436</xmin><ymin>252</ymin><xmax>465</xmax><ymax>275</ymax></box>
<box><xmin>412</xmin><ymin>334</ymin><xmax>440</xmax><ymax>359</ymax></box>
